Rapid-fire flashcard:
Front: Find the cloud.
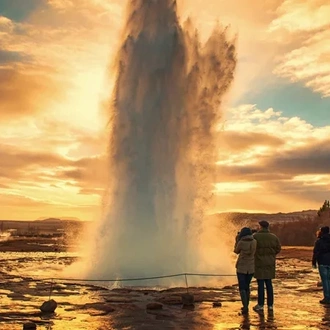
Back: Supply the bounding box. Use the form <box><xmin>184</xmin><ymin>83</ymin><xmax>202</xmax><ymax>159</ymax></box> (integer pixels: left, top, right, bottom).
<box><xmin>269</xmin><ymin>0</ymin><xmax>330</xmax><ymax>97</ymax></box>
<box><xmin>214</xmin><ymin>104</ymin><xmax>330</xmax><ymax>212</ymax></box>
<box><xmin>269</xmin><ymin>0</ymin><xmax>330</xmax><ymax>33</ymax></box>
<box><xmin>222</xmin><ymin>104</ymin><xmax>330</xmax><ymax>165</ymax></box>
<box><xmin>0</xmin><ymin>16</ymin><xmax>70</xmax><ymax>120</ymax></box>
<box><xmin>218</xmin><ymin>130</ymin><xmax>284</xmax><ymax>152</ymax></box>
<box><xmin>1</xmin><ymin>0</ymin><xmax>329</xmax><ymax>219</ymax></box>
<box><xmin>48</xmin><ymin>0</ymin><xmax>74</xmax><ymax>10</ymax></box>
<box><xmin>0</xmin><ymin>67</ymin><xmax>66</xmax><ymax>118</ymax></box>
<box><xmin>0</xmin><ymin>143</ymin><xmax>71</xmax><ymax>184</ymax></box>
<box><xmin>0</xmin><ymin>144</ymin><xmax>67</xmax><ymax>169</ymax></box>
<box><xmin>0</xmin><ymin>0</ymin><xmax>45</xmax><ymax>22</ymax></box>
<box><xmin>0</xmin><ymin>0</ymin><xmax>123</xmax><ymax>122</ymax></box>
<box><xmin>267</xmin><ymin>139</ymin><xmax>330</xmax><ymax>175</ymax></box>
<box><xmin>0</xmin><ymin>191</ymin><xmax>99</xmax><ymax>220</ymax></box>
<box><xmin>0</xmin><ymin>129</ymin><xmax>107</xmax><ymax>189</ymax></box>
<box><xmin>0</xmin><ymin>126</ymin><xmax>106</xmax><ymax>181</ymax></box>
<box><xmin>0</xmin><ymin>49</ymin><xmax>30</xmax><ymax>63</ymax></box>
<box><xmin>0</xmin><ymin>15</ymin><xmax>13</xmax><ymax>28</ymax></box>
<box><xmin>217</xmin><ymin>139</ymin><xmax>330</xmax><ymax>184</ymax></box>
<box><xmin>0</xmin><ymin>193</ymin><xmax>55</xmax><ymax>207</ymax></box>
<box><xmin>29</xmin><ymin>0</ymin><xmax>122</xmax><ymax>37</ymax></box>
<box><xmin>217</xmin><ymin>164</ymin><xmax>291</xmax><ymax>182</ymax></box>
<box><xmin>0</xmin><ymin>140</ymin><xmax>104</xmax><ymax>219</ymax></box>
<box><xmin>59</xmin><ymin>155</ymin><xmax>107</xmax><ymax>194</ymax></box>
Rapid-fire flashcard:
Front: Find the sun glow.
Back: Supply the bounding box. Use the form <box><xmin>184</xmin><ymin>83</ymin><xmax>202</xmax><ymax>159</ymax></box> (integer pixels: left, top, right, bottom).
<box><xmin>51</xmin><ymin>67</ymin><xmax>108</xmax><ymax>133</ymax></box>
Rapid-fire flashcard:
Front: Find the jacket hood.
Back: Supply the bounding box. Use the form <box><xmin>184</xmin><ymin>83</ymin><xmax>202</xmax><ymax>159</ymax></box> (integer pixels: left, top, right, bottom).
<box><xmin>241</xmin><ymin>234</ymin><xmax>254</xmax><ymax>241</ymax></box>
<box><xmin>239</xmin><ymin>227</ymin><xmax>252</xmax><ymax>239</ymax></box>
<box><xmin>239</xmin><ymin>235</ymin><xmax>256</xmax><ymax>255</ymax></box>
<box><xmin>321</xmin><ymin>233</ymin><xmax>330</xmax><ymax>242</ymax></box>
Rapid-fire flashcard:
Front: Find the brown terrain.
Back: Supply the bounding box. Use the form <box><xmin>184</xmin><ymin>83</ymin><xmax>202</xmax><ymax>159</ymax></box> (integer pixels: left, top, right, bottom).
<box><xmin>217</xmin><ymin>209</ymin><xmax>318</xmax><ymax>225</ymax></box>
<box><xmin>0</xmin><ymin>236</ymin><xmax>328</xmax><ymax>329</ymax></box>
<box><xmin>0</xmin><ymin>212</ymin><xmax>329</xmax><ymax>329</ymax></box>
<box><xmin>0</xmin><ymin>208</ymin><xmax>320</xmax><ymax>244</ymax></box>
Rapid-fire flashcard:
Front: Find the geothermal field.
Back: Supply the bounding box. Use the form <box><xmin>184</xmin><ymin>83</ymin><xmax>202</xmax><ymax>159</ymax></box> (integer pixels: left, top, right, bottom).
<box><xmin>0</xmin><ymin>0</ymin><xmax>328</xmax><ymax>329</ymax></box>
<box><xmin>0</xmin><ymin>239</ymin><xmax>327</xmax><ymax>329</ymax></box>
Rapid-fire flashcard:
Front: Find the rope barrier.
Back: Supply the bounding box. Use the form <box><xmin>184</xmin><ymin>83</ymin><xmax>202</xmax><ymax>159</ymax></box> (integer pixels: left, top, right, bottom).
<box><xmin>48</xmin><ymin>278</ymin><xmax>54</xmax><ymax>300</ymax></box>
<box><xmin>32</xmin><ymin>272</ymin><xmax>238</xmax><ymax>303</ymax></box>
<box><xmin>184</xmin><ymin>274</ymin><xmax>189</xmax><ymax>293</ymax></box>
<box><xmin>32</xmin><ymin>272</ymin><xmax>237</xmax><ymax>283</ymax></box>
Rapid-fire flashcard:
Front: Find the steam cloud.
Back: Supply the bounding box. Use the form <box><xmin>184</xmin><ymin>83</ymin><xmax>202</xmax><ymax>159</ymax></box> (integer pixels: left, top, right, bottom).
<box><xmin>85</xmin><ymin>0</ymin><xmax>236</xmax><ymax>282</ymax></box>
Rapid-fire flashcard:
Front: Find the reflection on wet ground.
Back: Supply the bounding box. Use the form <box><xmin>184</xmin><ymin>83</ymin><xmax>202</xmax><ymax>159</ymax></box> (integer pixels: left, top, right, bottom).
<box><xmin>0</xmin><ymin>248</ymin><xmax>329</xmax><ymax>329</ymax></box>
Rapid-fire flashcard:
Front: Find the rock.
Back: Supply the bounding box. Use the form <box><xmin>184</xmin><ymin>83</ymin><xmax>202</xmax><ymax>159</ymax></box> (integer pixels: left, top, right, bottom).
<box><xmin>317</xmin><ymin>281</ymin><xmax>323</xmax><ymax>287</ymax></box>
<box><xmin>112</xmin><ymin>288</ymin><xmax>132</xmax><ymax>294</ymax></box>
<box><xmin>157</xmin><ymin>294</ymin><xmax>182</xmax><ymax>305</ymax></box>
<box><xmin>40</xmin><ymin>299</ymin><xmax>57</xmax><ymax>313</ymax></box>
<box><xmin>146</xmin><ymin>302</ymin><xmax>163</xmax><ymax>310</ymax></box>
<box><xmin>181</xmin><ymin>293</ymin><xmax>194</xmax><ymax>306</ymax></box>
<box><xmin>23</xmin><ymin>322</ymin><xmax>36</xmax><ymax>330</ymax></box>
<box><xmin>84</xmin><ymin>302</ymin><xmax>115</xmax><ymax>314</ymax></box>
<box><xmin>181</xmin><ymin>293</ymin><xmax>195</xmax><ymax>309</ymax></box>
<box><xmin>213</xmin><ymin>301</ymin><xmax>222</xmax><ymax>308</ymax></box>
<box><xmin>182</xmin><ymin>303</ymin><xmax>195</xmax><ymax>310</ymax></box>
<box><xmin>223</xmin><ymin>285</ymin><xmax>234</xmax><ymax>290</ymax></box>
<box><xmin>104</xmin><ymin>296</ymin><xmax>136</xmax><ymax>303</ymax></box>
<box><xmin>8</xmin><ymin>293</ymin><xmax>25</xmax><ymax>299</ymax></box>
<box><xmin>148</xmin><ymin>310</ymin><xmax>176</xmax><ymax>320</ymax></box>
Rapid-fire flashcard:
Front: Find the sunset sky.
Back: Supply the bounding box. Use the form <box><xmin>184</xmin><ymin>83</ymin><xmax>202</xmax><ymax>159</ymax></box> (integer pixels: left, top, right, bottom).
<box><xmin>0</xmin><ymin>0</ymin><xmax>329</xmax><ymax>220</ymax></box>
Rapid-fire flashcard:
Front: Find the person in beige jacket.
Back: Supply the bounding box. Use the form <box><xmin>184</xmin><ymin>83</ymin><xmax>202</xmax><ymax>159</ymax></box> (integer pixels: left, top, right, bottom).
<box><xmin>234</xmin><ymin>227</ymin><xmax>257</xmax><ymax>314</ymax></box>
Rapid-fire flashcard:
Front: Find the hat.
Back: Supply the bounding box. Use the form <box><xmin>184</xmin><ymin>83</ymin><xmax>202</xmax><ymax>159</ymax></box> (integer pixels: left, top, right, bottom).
<box><xmin>239</xmin><ymin>227</ymin><xmax>252</xmax><ymax>238</ymax></box>
<box><xmin>259</xmin><ymin>220</ymin><xmax>269</xmax><ymax>228</ymax></box>
<box><xmin>320</xmin><ymin>226</ymin><xmax>329</xmax><ymax>234</ymax></box>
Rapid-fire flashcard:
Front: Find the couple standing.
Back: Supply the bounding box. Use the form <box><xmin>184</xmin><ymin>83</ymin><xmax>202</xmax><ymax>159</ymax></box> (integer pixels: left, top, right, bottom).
<box><xmin>234</xmin><ymin>220</ymin><xmax>281</xmax><ymax>314</ymax></box>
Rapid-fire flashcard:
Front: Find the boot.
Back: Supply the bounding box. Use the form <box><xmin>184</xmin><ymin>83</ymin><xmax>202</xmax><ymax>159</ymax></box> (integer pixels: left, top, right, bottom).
<box><xmin>240</xmin><ymin>290</ymin><xmax>249</xmax><ymax>314</ymax></box>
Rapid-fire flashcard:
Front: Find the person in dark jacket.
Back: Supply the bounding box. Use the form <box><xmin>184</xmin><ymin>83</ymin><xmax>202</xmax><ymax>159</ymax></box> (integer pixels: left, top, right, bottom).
<box><xmin>234</xmin><ymin>227</ymin><xmax>257</xmax><ymax>314</ymax></box>
<box><xmin>312</xmin><ymin>226</ymin><xmax>330</xmax><ymax>304</ymax></box>
<box><xmin>253</xmin><ymin>220</ymin><xmax>281</xmax><ymax>312</ymax></box>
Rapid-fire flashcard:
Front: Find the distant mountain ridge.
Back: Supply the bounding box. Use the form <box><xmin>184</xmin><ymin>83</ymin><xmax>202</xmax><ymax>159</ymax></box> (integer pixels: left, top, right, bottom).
<box><xmin>214</xmin><ymin>209</ymin><xmax>318</xmax><ymax>224</ymax></box>
<box><xmin>36</xmin><ymin>217</ymin><xmax>81</xmax><ymax>222</ymax></box>
<box><xmin>1</xmin><ymin>210</ymin><xmax>318</xmax><ymax>224</ymax></box>
<box><xmin>0</xmin><ymin>210</ymin><xmax>320</xmax><ymax>239</ymax></box>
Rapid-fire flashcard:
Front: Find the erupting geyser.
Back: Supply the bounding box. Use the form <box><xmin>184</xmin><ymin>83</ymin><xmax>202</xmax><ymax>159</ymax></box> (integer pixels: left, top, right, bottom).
<box><xmin>86</xmin><ymin>0</ymin><xmax>236</xmax><ymax>281</ymax></box>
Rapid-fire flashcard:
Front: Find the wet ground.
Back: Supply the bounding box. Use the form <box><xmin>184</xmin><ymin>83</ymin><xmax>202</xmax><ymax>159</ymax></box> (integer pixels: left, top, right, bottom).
<box><xmin>0</xmin><ymin>244</ymin><xmax>328</xmax><ymax>330</ymax></box>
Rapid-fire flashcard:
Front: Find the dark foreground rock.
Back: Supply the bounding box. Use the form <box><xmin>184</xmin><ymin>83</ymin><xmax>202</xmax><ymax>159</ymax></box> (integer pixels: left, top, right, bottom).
<box><xmin>146</xmin><ymin>302</ymin><xmax>163</xmax><ymax>310</ymax></box>
<box><xmin>23</xmin><ymin>323</ymin><xmax>36</xmax><ymax>330</ymax></box>
<box><xmin>40</xmin><ymin>299</ymin><xmax>58</xmax><ymax>313</ymax></box>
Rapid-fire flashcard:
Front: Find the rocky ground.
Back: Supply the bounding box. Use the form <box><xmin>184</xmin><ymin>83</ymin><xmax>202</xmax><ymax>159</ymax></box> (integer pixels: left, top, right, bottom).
<box><xmin>0</xmin><ymin>239</ymin><xmax>327</xmax><ymax>330</ymax></box>
<box><xmin>0</xmin><ymin>237</ymin><xmax>73</xmax><ymax>253</ymax></box>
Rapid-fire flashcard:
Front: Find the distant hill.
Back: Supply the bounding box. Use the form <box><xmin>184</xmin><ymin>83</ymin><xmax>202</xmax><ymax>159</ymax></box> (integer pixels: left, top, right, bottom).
<box><xmin>36</xmin><ymin>217</ymin><xmax>81</xmax><ymax>222</ymax></box>
<box><xmin>210</xmin><ymin>209</ymin><xmax>324</xmax><ymax>246</ymax></box>
<box><xmin>212</xmin><ymin>210</ymin><xmax>318</xmax><ymax>225</ymax></box>
<box><xmin>2</xmin><ymin>210</ymin><xmax>318</xmax><ymax>226</ymax></box>
<box><xmin>0</xmin><ymin>218</ymin><xmax>88</xmax><ymax>236</ymax></box>
<box><xmin>0</xmin><ymin>209</ymin><xmax>324</xmax><ymax>245</ymax></box>
<box><xmin>35</xmin><ymin>217</ymin><xmax>62</xmax><ymax>223</ymax></box>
